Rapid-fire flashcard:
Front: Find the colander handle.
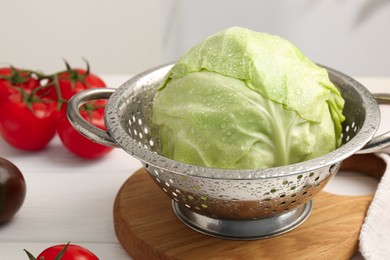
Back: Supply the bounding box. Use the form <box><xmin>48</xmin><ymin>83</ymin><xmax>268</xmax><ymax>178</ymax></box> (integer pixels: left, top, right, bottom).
<box><xmin>67</xmin><ymin>88</ymin><xmax>119</xmax><ymax>148</ymax></box>
<box><xmin>357</xmin><ymin>93</ymin><xmax>390</xmax><ymax>154</ymax></box>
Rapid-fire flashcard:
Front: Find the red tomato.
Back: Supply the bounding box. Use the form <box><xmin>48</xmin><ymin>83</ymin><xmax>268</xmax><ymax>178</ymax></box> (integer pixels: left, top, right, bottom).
<box><xmin>35</xmin><ymin>243</ymin><xmax>98</xmax><ymax>260</ymax></box>
<box><xmin>57</xmin><ymin>100</ymin><xmax>113</xmax><ymax>159</ymax></box>
<box><xmin>38</xmin><ymin>68</ymin><xmax>106</xmax><ymax>117</ymax></box>
<box><xmin>43</xmin><ymin>68</ymin><xmax>106</xmax><ymax>102</ymax></box>
<box><xmin>0</xmin><ymin>93</ymin><xmax>58</xmax><ymax>151</ymax></box>
<box><xmin>0</xmin><ymin>157</ymin><xmax>26</xmax><ymax>223</ymax></box>
<box><xmin>0</xmin><ymin>67</ymin><xmax>40</xmax><ymax>103</ymax></box>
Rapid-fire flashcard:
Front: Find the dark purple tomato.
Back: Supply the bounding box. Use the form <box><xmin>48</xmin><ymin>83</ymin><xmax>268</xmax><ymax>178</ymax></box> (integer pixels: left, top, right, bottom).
<box><xmin>0</xmin><ymin>157</ymin><xmax>26</xmax><ymax>223</ymax></box>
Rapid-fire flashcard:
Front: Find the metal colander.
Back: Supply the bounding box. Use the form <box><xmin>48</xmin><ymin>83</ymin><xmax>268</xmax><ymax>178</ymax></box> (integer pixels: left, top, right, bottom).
<box><xmin>67</xmin><ymin>63</ymin><xmax>390</xmax><ymax>240</ymax></box>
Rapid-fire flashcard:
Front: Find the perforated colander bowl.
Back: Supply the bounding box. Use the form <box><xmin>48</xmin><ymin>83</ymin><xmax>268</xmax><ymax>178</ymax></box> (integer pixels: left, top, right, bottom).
<box><xmin>67</xmin><ymin>63</ymin><xmax>390</xmax><ymax>240</ymax></box>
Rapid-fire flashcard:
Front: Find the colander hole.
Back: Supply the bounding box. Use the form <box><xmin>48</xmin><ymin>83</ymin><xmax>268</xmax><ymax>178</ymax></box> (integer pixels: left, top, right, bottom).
<box><xmin>297</xmin><ymin>175</ymin><xmax>303</xmax><ymax>180</ymax></box>
<box><xmin>156</xmin><ymin>177</ymin><xmax>161</xmax><ymax>183</ymax></box>
<box><xmin>351</xmin><ymin>121</ymin><xmax>355</xmax><ymax>128</ymax></box>
<box><xmin>144</xmin><ymin>127</ymin><xmax>149</xmax><ymax>134</ymax></box>
<box><xmin>133</xmin><ymin>129</ymin><xmax>138</xmax><ymax>136</ymax></box>
<box><xmin>291</xmin><ymin>200</ymin><xmax>296</xmax><ymax>204</ymax></box>
<box><xmin>165</xmin><ymin>182</ymin><xmax>170</xmax><ymax>187</ymax></box>
<box><xmin>139</xmin><ymin>132</ymin><xmax>143</xmax><ymax>139</ymax></box>
<box><xmin>281</xmin><ymin>201</ymin><xmax>286</xmax><ymax>205</ymax></box>
<box><xmin>201</xmin><ymin>204</ymin><xmax>208</xmax><ymax>208</ymax></box>
<box><xmin>290</xmin><ymin>186</ymin><xmax>296</xmax><ymax>190</ymax></box>
<box><xmin>270</xmin><ymin>189</ymin><xmax>277</xmax><ymax>193</ymax></box>
<box><xmin>309</xmin><ymin>172</ymin><xmax>314</xmax><ymax>177</ymax></box>
<box><xmin>149</xmin><ymin>140</ymin><xmax>155</xmax><ymax>146</ymax></box>
<box><xmin>315</xmin><ymin>177</ymin><xmax>320</xmax><ymax>181</ymax></box>
<box><xmin>154</xmin><ymin>170</ymin><xmax>159</xmax><ymax>176</ymax></box>
<box><xmin>302</xmin><ymin>191</ymin><xmax>308</xmax><ymax>196</ymax></box>
<box><xmin>162</xmin><ymin>188</ymin><xmax>168</xmax><ymax>193</ymax></box>
<box><xmin>175</xmin><ymin>189</ymin><xmax>181</xmax><ymax>194</ymax></box>
<box><xmin>172</xmin><ymin>192</ymin><xmax>178</xmax><ymax>197</ymax></box>
<box><xmin>291</xmin><ymin>194</ymin><xmax>296</xmax><ymax>197</ymax></box>
<box><xmin>354</xmin><ymin>126</ymin><xmax>358</xmax><ymax>132</ymax></box>
<box><xmin>346</xmin><ymin>125</ymin><xmax>350</xmax><ymax>132</ymax></box>
<box><xmin>132</xmin><ymin>115</ymin><xmax>136</xmax><ymax>122</ymax></box>
<box><xmin>185</xmin><ymin>204</ymin><xmax>191</xmax><ymax>208</ymax></box>
<box><xmin>169</xmin><ymin>179</ymin><xmax>174</xmax><ymax>184</ymax></box>
<box><xmin>280</xmin><ymin>194</ymin><xmax>286</xmax><ymax>198</ymax></box>
<box><xmin>128</xmin><ymin>119</ymin><xmax>132</xmax><ymax>126</ymax></box>
<box><xmin>330</xmin><ymin>164</ymin><xmax>338</xmax><ymax>174</ymax></box>
<box><xmin>346</xmin><ymin>135</ymin><xmax>350</xmax><ymax>141</ymax></box>
<box><xmin>138</xmin><ymin>118</ymin><xmax>143</xmax><ymax>125</ymax></box>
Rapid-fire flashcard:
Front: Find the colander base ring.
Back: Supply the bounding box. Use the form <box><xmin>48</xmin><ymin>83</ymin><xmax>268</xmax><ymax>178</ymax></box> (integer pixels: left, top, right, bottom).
<box><xmin>172</xmin><ymin>200</ymin><xmax>313</xmax><ymax>240</ymax></box>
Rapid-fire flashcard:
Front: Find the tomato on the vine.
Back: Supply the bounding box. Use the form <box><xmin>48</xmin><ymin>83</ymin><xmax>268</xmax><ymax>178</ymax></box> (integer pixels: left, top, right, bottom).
<box><xmin>57</xmin><ymin>100</ymin><xmax>113</xmax><ymax>159</ymax></box>
<box><xmin>25</xmin><ymin>243</ymin><xmax>99</xmax><ymax>260</ymax></box>
<box><xmin>0</xmin><ymin>92</ymin><xmax>59</xmax><ymax>151</ymax></box>
<box><xmin>0</xmin><ymin>157</ymin><xmax>26</xmax><ymax>223</ymax></box>
<box><xmin>57</xmin><ymin>68</ymin><xmax>106</xmax><ymax>99</ymax></box>
<box><xmin>0</xmin><ymin>61</ymin><xmax>110</xmax><ymax>156</ymax></box>
<box><xmin>0</xmin><ymin>67</ymin><xmax>40</xmax><ymax>103</ymax></box>
<box><xmin>41</xmin><ymin>68</ymin><xmax>106</xmax><ymax>109</ymax></box>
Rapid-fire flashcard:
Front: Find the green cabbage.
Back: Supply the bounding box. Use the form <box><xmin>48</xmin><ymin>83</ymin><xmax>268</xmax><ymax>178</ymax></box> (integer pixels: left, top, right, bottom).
<box><xmin>152</xmin><ymin>27</ymin><xmax>345</xmax><ymax>169</ymax></box>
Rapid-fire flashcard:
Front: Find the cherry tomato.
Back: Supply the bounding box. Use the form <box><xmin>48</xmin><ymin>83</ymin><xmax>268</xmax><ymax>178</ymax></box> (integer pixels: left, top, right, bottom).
<box><xmin>57</xmin><ymin>100</ymin><xmax>113</xmax><ymax>159</ymax></box>
<box><xmin>0</xmin><ymin>67</ymin><xmax>40</xmax><ymax>103</ymax></box>
<box><xmin>0</xmin><ymin>157</ymin><xmax>26</xmax><ymax>223</ymax></box>
<box><xmin>0</xmin><ymin>93</ymin><xmax>58</xmax><ymax>151</ymax></box>
<box><xmin>26</xmin><ymin>243</ymin><xmax>99</xmax><ymax>260</ymax></box>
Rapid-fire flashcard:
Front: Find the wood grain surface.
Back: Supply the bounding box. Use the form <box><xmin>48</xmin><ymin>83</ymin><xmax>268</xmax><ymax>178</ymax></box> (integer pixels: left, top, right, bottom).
<box><xmin>113</xmin><ymin>154</ymin><xmax>385</xmax><ymax>260</ymax></box>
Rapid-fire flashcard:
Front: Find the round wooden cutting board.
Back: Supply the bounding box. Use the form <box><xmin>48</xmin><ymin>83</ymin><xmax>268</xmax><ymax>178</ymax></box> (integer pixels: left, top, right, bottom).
<box><xmin>113</xmin><ymin>154</ymin><xmax>385</xmax><ymax>260</ymax></box>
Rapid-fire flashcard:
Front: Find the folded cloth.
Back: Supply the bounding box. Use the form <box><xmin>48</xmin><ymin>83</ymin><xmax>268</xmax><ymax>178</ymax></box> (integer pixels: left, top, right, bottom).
<box><xmin>359</xmin><ymin>153</ymin><xmax>390</xmax><ymax>259</ymax></box>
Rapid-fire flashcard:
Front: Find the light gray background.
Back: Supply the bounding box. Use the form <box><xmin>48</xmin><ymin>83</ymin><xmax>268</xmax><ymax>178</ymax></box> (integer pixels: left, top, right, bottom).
<box><xmin>2</xmin><ymin>0</ymin><xmax>390</xmax><ymax>77</ymax></box>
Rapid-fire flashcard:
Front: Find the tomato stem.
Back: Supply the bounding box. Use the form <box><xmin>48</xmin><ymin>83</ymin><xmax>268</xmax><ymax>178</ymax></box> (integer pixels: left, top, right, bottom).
<box><xmin>54</xmin><ymin>242</ymin><xmax>70</xmax><ymax>260</ymax></box>
<box><xmin>51</xmin><ymin>74</ymin><xmax>67</xmax><ymax>111</ymax></box>
<box><xmin>23</xmin><ymin>249</ymin><xmax>37</xmax><ymax>260</ymax></box>
<box><xmin>81</xmin><ymin>101</ymin><xmax>105</xmax><ymax>121</ymax></box>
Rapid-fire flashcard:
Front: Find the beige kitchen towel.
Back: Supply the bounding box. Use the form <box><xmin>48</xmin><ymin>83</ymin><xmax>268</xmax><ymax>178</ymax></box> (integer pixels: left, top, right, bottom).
<box><xmin>359</xmin><ymin>153</ymin><xmax>390</xmax><ymax>260</ymax></box>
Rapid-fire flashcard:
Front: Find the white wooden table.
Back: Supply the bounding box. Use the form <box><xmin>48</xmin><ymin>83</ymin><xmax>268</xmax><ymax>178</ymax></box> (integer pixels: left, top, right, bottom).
<box><xmin>0</xmin><ymin>75</ymin><xmax>388</xmax><ymax>259</ymax></box>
